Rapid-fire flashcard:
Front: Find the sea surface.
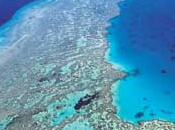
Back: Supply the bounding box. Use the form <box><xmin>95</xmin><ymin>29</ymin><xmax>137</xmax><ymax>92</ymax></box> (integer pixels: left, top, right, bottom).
<box><xmin>0</xmin><ymin>0</ymin><xmax>36</xmax><ymax>27</ymax></box>
<box><xmin>107</xmin><ymin>0</ymin><xmax>175</xmax><ymax>124</ymax></box>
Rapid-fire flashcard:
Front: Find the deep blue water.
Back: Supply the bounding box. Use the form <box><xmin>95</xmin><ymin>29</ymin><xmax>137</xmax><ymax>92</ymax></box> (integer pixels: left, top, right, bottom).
<box><xmin>107</xmin><ymin>0</ymin><xmax>175</xmax><ymax>124</ymax></box>
<box><xmin>0</xmin><ymin>0</ymin><xmax>36</xmax><ymax>27</ymax></box>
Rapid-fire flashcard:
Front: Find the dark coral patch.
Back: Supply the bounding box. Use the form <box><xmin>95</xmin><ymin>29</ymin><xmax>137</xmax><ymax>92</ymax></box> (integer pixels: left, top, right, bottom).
<box><xmin>149</xmin><ymin>112</ymin><xmax>156</xmax><ymax>116</ymax></box>
<box><xmin>170</xmin><ymin>56</ymin><xmax>175</xmax><ymax>61</ymax></box>
<box><xmin>142</xmin><ymin>97</ymin><xmax>147</xmax><ymax>101</ymax></box>
<box><xmin>134</xmin><ymin>112</ymin><xmax>144</xmax><ymax>118</ymax></box>
<box><xmin>74</xmin><ymin>92</ymin><xmax>99</xmax><ymax>110</ymax></box>
<box><xmin>39</xmin><ymin>77</ymin><xmax>49</xmax><ymax>82</ymax></box>
<box><xmin>164</xmin><ymin>90</ymin><xmax>171</xmax><ymax>95</ymax></box>
<box><xmin>131</xmin><ymin>68</ymin><xmax>140</xmax><ymax>77</ymax></box>
<box><xmin>161</xmin><ymin>109</ymin><xmax>173</xmax><ymax>115</ymax></box>
<box><xmin>161</xmin><ymin>69</ymin><xmax>167</xmax><ymax>74</ymax></box>
<box><xmin>143</xmin><ymin>105</ymin><xmax>149</xmax><ymax>110</ymax></box>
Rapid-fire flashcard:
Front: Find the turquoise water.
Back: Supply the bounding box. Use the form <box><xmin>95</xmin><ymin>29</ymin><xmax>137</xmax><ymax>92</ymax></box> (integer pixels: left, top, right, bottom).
<box><xmin>107</xmin><ymin>0</ymin><xmax>175</xmax><ymax>124</ymax></box>
<box><xmin>33</xmin><ymin>91</ymin><xmax>87</xmax><ymax>126</ymax></box>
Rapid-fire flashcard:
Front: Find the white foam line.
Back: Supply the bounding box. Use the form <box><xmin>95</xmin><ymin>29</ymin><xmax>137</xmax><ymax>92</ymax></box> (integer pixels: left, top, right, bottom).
<box><xmin>0</xmin><ymin>34</ymin><xmax>28</xmax><ymax>66</ymax></box>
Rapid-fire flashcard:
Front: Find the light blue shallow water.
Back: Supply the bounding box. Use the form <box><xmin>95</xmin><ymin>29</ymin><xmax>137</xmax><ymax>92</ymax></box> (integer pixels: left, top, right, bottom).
<box><xmin>107</xmin><ymin>0</ymin><xmax>175</xmax><ymax>124</ymax></box>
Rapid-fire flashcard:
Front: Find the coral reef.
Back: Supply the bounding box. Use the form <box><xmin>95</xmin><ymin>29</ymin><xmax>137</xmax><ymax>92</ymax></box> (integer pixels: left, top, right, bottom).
<box><xmin>0</xmin><ymin>0</ymin><xmax>175</xmax><ymax>129</ymax></box>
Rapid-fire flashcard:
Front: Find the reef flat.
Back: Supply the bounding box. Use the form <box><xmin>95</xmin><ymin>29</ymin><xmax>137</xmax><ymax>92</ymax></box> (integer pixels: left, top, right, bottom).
<box><xmin>0</xmin><ymin>0</ymin><xmax>175</xmax><ymax>129</ymax></box>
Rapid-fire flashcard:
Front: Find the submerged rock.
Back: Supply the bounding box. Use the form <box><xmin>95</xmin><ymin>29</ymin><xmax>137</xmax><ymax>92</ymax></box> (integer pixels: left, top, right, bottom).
<box><xmin>134</xmin><ymin>112</ymin><xmax>144</xmax><ymax>118</ymax></box>
<box><xmin>142</xmin><ymin>97</ymin><xmax>147</xmax><ymax>101</ymax></box>
<box><xmin>149</xmin><ymin>112</ymin><xmax>156</xmax><ymax>116</ymax></box>
<box><xmin>161</xmin><ymin>109</ymin><xmax>173</xmax><ymax>115</ymax></box>
<box><xmin>161</xmin><ymin>69</ymin><xmax>167</xmax><ymax>74</ymax></box>
<box><xmin>38</xmin><ymin>77</ymin><xmax>49</xmax><ymax>82</ymax></box>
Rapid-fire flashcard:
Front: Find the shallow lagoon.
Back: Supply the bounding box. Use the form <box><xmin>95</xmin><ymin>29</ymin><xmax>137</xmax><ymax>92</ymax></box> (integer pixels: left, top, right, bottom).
<box><xmin>107</xmin><ymin>0</ymin><xmax>175</xmax><ymax>124</ymax></box>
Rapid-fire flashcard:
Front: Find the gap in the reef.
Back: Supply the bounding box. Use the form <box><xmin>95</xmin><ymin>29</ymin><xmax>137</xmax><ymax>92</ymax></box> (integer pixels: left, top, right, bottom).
<box><xmin>107</xmin><ymin>0</ymin><xmax>175</xmax><ymax>124</ymax></box>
